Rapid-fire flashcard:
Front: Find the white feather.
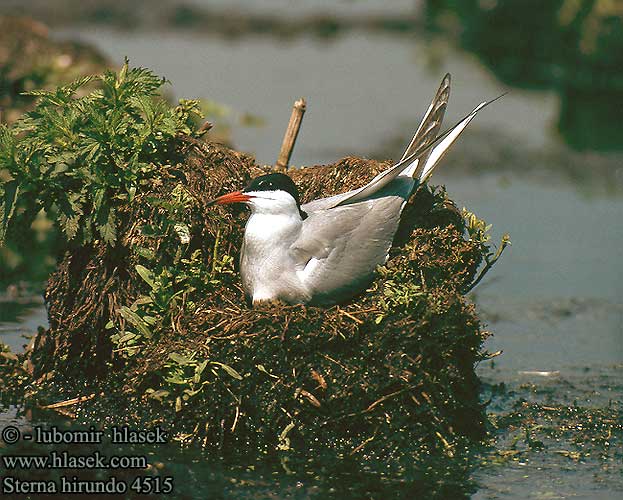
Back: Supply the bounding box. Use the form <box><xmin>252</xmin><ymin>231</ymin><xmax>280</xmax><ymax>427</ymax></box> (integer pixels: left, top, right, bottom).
<box><xmin>418</xmin><ymin>101</ymin><xmax>487</xmax><ymax>183</ymax></box>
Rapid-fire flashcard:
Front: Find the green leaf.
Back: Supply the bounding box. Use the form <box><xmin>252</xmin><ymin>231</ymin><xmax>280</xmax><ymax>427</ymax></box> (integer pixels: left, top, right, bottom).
<box><xmin>211</xmin><ymin>361</ymin><xmax>243</xmax><ymax>380</ymax></box>
<box><xmin>119</xmin><ymin>306</ymin><xmax>152</xmax><ymax>339</ymax></box>
<box><xmin>0</xmin><ymin>180</ymin><xmax>19</xmax><ymax>243</ymax></box>
<box><xmin>193</xmin><ymin>360</ymin><xmax>208</xmax><ymax>383</ymax></box>
<box><xmin>116</xmin><ymin>332</ymin><xmax>137</xmax><ymax>344</ymax></box>
<box><xmin>143</xmin><ymin>315</ymin><xmax>158</xmax><ymax>325</ymax></box>
<box><xmin>146</xmin><ymin>389</ymin><xmax>170</xmax><ymax>402</ymax></box>
<box><xmin>169</xmin><ymin>352</ymin><xmax>193</xmax><ymax>366</ymax></box>
<box><xmin>98</xmin><ymin>219</ymin><xmax>117</xmax><ymax>244</ymax></box>
<box><xmin>134</xmin><ymin>246</ymin><xmax>156</xmax><ymax>260</ymax></box>
<box><xmin>135</xmin><ymin>265</ymin><xmax>156</xmax><ymax>289</ymax></box>
<box><xmin>132</xmin><ymin>295</ymin><xmax>153</xmax><ymax>306</ymax></box>
<box><xmin>58</xmin><ymin>212</ymin><xmax>81</xmax><ymax>241</ymax></box>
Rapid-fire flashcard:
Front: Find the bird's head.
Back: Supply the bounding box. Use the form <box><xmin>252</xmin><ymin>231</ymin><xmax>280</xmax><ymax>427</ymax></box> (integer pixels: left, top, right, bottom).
<box><xmin>209</xmin><ymin>172</ymin><xmax>307</xmax><ymax>218</ymax></box>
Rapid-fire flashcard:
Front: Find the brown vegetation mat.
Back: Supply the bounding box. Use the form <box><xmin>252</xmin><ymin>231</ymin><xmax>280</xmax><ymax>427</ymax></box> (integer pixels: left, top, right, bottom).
<box><xmin>23</xmin><ymin>139</ymin><xmax>492</xmax><ymax>459</ymax></box>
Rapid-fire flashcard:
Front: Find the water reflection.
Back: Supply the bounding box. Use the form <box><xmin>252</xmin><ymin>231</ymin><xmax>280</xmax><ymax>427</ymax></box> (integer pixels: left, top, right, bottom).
<box><xmin>425</xmin><ymin>0</ymin><xmax>623</xmax><ymax>151</ymax></box>
<box><xmin>0</xmin><ymin>402</ymin><xmax>480</xmax><ymax>499</ymax></box>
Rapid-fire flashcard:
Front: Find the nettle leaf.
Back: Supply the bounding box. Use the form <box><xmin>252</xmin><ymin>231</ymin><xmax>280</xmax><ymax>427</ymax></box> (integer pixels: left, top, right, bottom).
<box><xmin>46</xmin><ymin>151</ymin><xmax>78</xmax><ymax>170</ymax></box>
<box><xmin>77</xmin><ymin>137</ymin><xmax>102</xmax><ymax>163</ymax></box>
<box><xmin>59</xmin><ymin>212</ymin><xmax>81</xmax><ymax>241</ymax></box>
<box><xmin>56</xmin><ymin>193</ymin><xmax>84</xmax><ymax>241</ymax></box>
<box><xmin>129</xmin><ymin>94</ymin><xmax>157</xmax><ymax>119</ymax></box>
<box><xmin>0</xmin><ymin>180</ymin><xmax>19</xmax><ymax>243</ymax></box>
<box><xmin>97</xmin><ymin>208</ymin><xmax>117</xmax><ymax>244</ymax></box>
<box><xmin>92</xmin><ymin>187</ymin><xmax>106</xmax><ymax>214</ymax></box>
<box><xmin>1</xmin><ymin>62</ymin><xmax>201</xmax><ymax>250</ymax></box>
<box><xmin>0</xmin><ymin>125</ymin><xmax>16</xmax><ymax>166</ymax></box>
<box><xmin>65</xmin><ymin>75</ymin><xmax>96</xmax><ymax>95</ymax></box>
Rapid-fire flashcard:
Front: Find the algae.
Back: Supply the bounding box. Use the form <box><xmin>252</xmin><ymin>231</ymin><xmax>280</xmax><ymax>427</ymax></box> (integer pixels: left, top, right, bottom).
<box><xmin>0</xmin><ymin>63</ymin><xmax>509</xmax><ymax>463</ymax></box>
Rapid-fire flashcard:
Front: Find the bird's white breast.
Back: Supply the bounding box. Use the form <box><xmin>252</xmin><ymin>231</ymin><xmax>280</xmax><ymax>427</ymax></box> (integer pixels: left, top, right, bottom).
<box><xmin>241</xmin><ymin>212</ymin><xmax>310</xmax><ymax>303</ymax></box>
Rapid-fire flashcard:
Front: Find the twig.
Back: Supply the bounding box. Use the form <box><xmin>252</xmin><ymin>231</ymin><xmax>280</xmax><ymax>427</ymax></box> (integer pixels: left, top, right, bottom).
<box><xmin>337</xmin><ymin>307</ymin><xmax>364</xmax><ymax>324</ymax></box>
<box><xmin>198</xmin><ymin>121</ymin><xmax>213</xmax><ymax>133</ymax></box>
<box><xmin>209</xmin><ymin>227</ymin><xmax>222</xmax><ymax>278</ymax></box>
<box><xmin>321</xmin><ymin>353</ymin><xmax>352</xmax><ymax>373</ymax></box>
<box><xmin>435</xmin><ymin>431</ymin><xmax>455</xmax><ymax>458</ymax></box>
<box><xmin>365</xmin><ymin>388</ymin><xmax>406</xmax><ymax>413</ymax></box>
<box><xmin>350</xmin><ymin>427</ymin><xmax>379</xmax><ymax>455</ymax></box>
<box><xmin>231</xmin><ymin>405</ymin><xmax>240</xmax><ymax>433</ymax></box>
<box><xmin>40</xmin><ymin>393</ymin><xmax>95</xmax><ymax>409</ymax></box>
<box><xmin>464</xmin><ymin>234</ymin><xmax>511</xmax><ymax>293</ymax></box>
<box><xmin>274</xmin><ymin>98</ymin><xmax>306</xmax><ymax>172</ymax></box>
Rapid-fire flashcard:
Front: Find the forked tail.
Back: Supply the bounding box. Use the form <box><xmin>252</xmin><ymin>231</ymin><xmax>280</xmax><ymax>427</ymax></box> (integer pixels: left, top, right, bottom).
<box><xmin>324</xmin><ymin>78</ymin><xmax>503</xmax><ymax>210</ymax></box>
<box><xmin>400</xmin><ymin>73</ymin><xmax>451</xmax><ymax>178</ymax></box>
<box><xmin>400</xmin><ymin>89</ymin><xmax>505</xmax><ymax>184</ymax></box>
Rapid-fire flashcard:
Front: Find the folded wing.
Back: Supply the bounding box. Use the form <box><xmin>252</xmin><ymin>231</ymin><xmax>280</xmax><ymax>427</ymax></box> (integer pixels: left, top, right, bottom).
<box><xmin>291</xmin><ymin>196</ymin><xmax>404</xmax><ymax>304</ymax></box>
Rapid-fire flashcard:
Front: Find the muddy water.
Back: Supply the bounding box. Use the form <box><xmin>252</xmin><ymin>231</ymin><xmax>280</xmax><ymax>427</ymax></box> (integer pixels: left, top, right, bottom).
<box><xmin>1</xmin><ymin>21</ymin><xmax>622</xmax><ymax>500</ymax></box>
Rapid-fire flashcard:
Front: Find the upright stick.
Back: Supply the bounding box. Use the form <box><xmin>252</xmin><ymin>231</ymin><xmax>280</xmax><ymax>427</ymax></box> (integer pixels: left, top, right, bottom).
<box><xmin>274</xmin><ymin>98</ymin><xmax>306</xmax><ymax>172</ymax></box>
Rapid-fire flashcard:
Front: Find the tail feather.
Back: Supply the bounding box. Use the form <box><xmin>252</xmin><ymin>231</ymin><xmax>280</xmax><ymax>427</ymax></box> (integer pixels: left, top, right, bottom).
<box><xmin>417</xmin><ymin>94</ymin><xmax>506</xmax><ymax>183</ymax></box>
<box><xmin>324</xmin><ymin>87</ymin><xmax>503</xmax><ymax>210</ymax></box>
<box><xmin>400</xmin><ymin>73</ymin><xmax>451</xmax><ymax>178</ymax></box>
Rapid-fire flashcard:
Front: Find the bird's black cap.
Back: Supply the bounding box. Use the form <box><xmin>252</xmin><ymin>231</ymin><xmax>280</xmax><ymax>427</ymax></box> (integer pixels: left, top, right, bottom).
<box><xmin>243</xmin><ymin>173</ymin><xmax>301</xmax><ymax>206</ymax></box>
<box><xmin>243</xmin><ymin>173</ymin><xmax>307</xmax><ymax>219</ymax></box>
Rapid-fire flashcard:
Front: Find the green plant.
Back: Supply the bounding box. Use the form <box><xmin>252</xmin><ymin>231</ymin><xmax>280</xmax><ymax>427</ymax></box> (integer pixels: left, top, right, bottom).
<box><xmin>374</xmin><ymin>266</ymin><xmax>426</xmax><ymax>324</ymax></box>
<box><xmin>108</xmin><ymin>179</ymin><xmax>235</xmax><ymax>359</ymax></box>
<box><xmin>462</xmin><ymin>208</ymin><xmax>511</xmax><ymax>293</ymax></box>
<box><xmin>118</xmin><ymin>237</ymin><xmax>237</xmax><ymax>407</ymax></box>
<box><xmin>0</xmin><ymin>59</ymin><xmax>203</xmax><ymax>246</ymax></box>
<box><xmin>146</xmin><ymin>351</ymin><xmax>245</xmax><ymax>413</ymax></box>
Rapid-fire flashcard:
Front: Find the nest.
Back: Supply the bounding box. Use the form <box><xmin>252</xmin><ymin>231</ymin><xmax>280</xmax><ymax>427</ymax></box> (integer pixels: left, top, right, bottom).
<box><xmin>28</xmin><ymin>139</ymin><xmax>491</xmax><ymax>460</ymax></box>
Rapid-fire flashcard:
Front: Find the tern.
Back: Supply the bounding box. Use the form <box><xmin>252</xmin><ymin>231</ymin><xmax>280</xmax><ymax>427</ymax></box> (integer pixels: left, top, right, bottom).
<box><xmin>210</xmin><ymin>75</ymin><xmax>497</xmax><ymax>305</ymax></box>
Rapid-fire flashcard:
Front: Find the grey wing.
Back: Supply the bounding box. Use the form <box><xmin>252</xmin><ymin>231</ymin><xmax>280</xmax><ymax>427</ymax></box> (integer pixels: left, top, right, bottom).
<box><xmin>291</xmin><ymin>195</ymin><xmax>405</xmax><ymax>304</ymax></box>
<box><xmin>301</xmin><ymin>188</ymin><xmax>360</xmax><ymax>213</ymax></box>
<box><xmin>301</xmin><ymin>168</ymin><xmax>416</xmax><ymax>214</ymax></box>
<box><xmin>302</xmin><ymin>154</ymin><xmax>417</xmax><ymax>212</ymax></box>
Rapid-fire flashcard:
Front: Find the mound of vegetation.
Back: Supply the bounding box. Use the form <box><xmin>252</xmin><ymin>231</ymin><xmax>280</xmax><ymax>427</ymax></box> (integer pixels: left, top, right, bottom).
<box><xmin>0</xmin><ymin>63</ymin><xmax>508</xmax><ymax>462</ymax></box>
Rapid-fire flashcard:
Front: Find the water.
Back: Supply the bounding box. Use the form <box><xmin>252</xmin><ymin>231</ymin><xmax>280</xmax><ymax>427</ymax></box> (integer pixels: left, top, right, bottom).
<box><xmin>1</xmin><ymin>3</ymin><xmax>622</xmax><ymax>498</ymax></box>
<box><xmin>0</xmin><ymin>296</ymin><xmax>46</xmax><ymax>353</ymax></box>
<box><xmin>53</xmin><ymin>28</ymin><xmax>557</xmax><ymax>168</ymax></box>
